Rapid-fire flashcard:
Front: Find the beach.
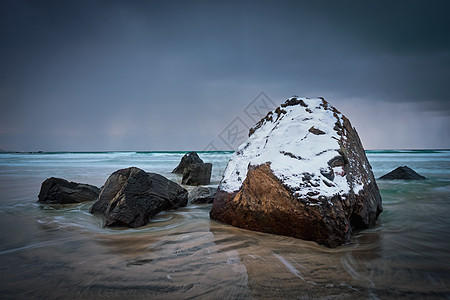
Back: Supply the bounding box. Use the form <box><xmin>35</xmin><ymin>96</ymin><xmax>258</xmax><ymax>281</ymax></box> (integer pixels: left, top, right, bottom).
<box><xmin>0</xmin><ymin>151</ymin><xmax>449</xmax><ymax>299</ymax></box>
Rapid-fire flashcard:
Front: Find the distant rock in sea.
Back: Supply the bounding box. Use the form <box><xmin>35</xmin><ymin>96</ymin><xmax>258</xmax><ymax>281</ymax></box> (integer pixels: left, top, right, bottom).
<box><xmin>90</xmin><ymin>167</ymin><xmax>188</xmax><ymax>228</ymax></box>
<box><xmin>210</xmin><ymin>97</ymin><xmax>383</xmax><ymax>248</ymax></box>
<box><xmin>38</xmin><ymin>177</ymin><xmax>100</xmax><ymax>204</ymax></box>
<box><xmin>173</xmin><ymin>151</ymin><xmax>212</xmax><ymax>185</ymax></box>
<box><xmin>172</xmin><ymin>152</ymin><xmax>204</xmax><ymax>174</ymax></box>
<box><xmin>379</xmin><ymin>166</ymin><xmax>426</xmax><ymax>180</ymax></box>
<box><xmin>188</xmin><ymin>186</ymin><xmax>217</xmax><ymax>204</ymax></box>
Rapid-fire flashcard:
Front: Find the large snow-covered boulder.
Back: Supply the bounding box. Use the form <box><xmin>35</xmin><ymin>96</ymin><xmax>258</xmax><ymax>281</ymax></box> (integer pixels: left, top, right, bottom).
<box><xmin>210</xmin><ymin>97</ymin><xmax>382</xmax><ymax>247</ymax></box>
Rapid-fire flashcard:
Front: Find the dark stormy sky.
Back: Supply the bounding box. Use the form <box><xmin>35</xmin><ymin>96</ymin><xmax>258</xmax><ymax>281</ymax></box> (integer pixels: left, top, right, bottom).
<box><xmin>1</xmin><ymin>0</ymin><xmax>449</xmax><ymax>151</ymax></box>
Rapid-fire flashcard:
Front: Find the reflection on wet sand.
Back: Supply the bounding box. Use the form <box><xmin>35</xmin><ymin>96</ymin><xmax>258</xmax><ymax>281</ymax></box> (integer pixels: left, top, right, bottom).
<box><xmin>88</xmin><ymin>205</ymin><xmax>449</xmax><ymax>299</ymax></box>
<box><xmin>0</xmin><ymin>203</ymin><xmax>449</xmax><ymax>299</ymax></box>
<box><xmin>210</xmin><ymin>222</ymin><xmax>364</xmax><ymax>299</ymax></box>
<box><xmin>89</xmin><ymin>212</ymin><xmax>253</xmax><ymax>299</ymax></box>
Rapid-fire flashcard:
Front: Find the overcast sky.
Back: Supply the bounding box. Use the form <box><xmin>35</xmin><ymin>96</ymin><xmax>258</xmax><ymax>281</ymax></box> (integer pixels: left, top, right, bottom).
<box><xmin>1</xmin><ymin>0</ymin><xmax>449</xmax><ymax>151</ymax></box>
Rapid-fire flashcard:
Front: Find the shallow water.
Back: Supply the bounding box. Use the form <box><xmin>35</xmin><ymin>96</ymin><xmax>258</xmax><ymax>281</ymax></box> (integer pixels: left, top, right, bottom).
<box><xmin>0</xmin><ymin>151</ymin><xmax>449</xmax><ymax>299</ymax></box>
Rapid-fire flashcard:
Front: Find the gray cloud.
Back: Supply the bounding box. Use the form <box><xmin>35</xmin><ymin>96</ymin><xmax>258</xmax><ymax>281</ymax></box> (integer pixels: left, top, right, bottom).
<box><xmin>1</xmin><ymin>0</ymin><xmax>449</xmax><ymax>151</ymax></box>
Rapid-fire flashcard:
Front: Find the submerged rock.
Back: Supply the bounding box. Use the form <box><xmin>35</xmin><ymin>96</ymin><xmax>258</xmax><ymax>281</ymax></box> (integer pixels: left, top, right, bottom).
<box><xmin>38</xmin><ymin>177</ymin><xmax>100</xmax><ymax>204</ymax></box>
<box><xmin>182</xmin><ymin>163</ymin><xmax>212</xmax><ymax>186</ymax></box>
<box><xmin>90</xmin><ymin>167</ymin><xmax>188</xmax><ymax>228</ymax></box>
<box><xmin>210</xmin><ymin>97</ymin><xmax>383</xmax><ymax>247</ymax></box>
<box><xmin>379</xmin><ymin>166</ymin><xmax>426</xmax><ymax>180</ymax></box>
<box><xmin>172</xmin><ymin>152</ymin><xmax>204</xmax><ymax>174</ymax></box>
<box><xmin>188</xmin><ymin>186</ymin><xmax>217</xmax><ymax>204</ymax></box>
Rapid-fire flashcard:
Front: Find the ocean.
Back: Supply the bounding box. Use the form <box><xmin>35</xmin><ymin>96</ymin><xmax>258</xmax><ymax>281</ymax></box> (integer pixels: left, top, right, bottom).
<box><xmin>0</xmin><ymin>150</ymin><xmax>449</xmax><ymax>299</ymax></box>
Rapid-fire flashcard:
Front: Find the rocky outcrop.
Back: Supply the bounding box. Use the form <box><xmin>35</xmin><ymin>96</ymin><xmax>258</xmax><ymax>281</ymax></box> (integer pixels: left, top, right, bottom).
<box><xmin>188</xmin><ymin>186</ymin><xmax>217</xmax><ymax>204</ymax></box>
<box><xmin>90</xmin><ymin>167</ymin><xmax>188</xmax><ymax>228</ymax></box>
<box><xmin>173</xmin><ymin>152</ymin><xmax>212</xmax><ymax>185</ymax></box>
<box><xmin>172</xmin><ymin>152</ymin><xmax>204</xmax><ymax>174</ymax></box>
<box><xmin>182</xmin><ymin>163</ymin><xmax>212</xmax><ymax>186</ymax></box>
<box><xmin>379</xmin><ymin>166</ymin><xmax>426</xmax><ymax>180</ymax></box>
<box><xmin>210</xmin><ymin>97</ymin><xmax>383</xmax><ymax>247</ymax></box>
<box><xmin>38</xmin><ymin>177</ymin><xmax>100</xmax><ymax>204</ymax></box>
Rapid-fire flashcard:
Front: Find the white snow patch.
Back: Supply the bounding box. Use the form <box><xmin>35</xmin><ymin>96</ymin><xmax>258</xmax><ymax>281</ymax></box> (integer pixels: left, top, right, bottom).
<box><xmin>353</xmin><ymin>182</ymin><xmax>364</xmax><ymax>194</ymax></box>
<box><xmin>219</xmin><ymin>98</ymin><xmax>351</xmax><ymax>199</ymax></box>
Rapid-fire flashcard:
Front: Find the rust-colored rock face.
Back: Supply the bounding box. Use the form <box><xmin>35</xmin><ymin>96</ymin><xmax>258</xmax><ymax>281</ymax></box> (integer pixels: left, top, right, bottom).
<box><xmin>211</xmin><ymin>163</ymin><xmax>351</xmax><ymax>247</ymax></box>
<box><xmin>210</xmin><ymin>97</ymin><xmax>382</xmax><ymax>247</ymax></box>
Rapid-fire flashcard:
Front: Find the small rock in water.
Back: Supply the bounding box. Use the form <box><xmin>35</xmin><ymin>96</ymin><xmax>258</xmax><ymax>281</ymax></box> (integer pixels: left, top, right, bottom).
<box><xmin>90</xmin><ymin>167</ymin><xmax>188</xmax><ymax>228</ymax></box>
<box><xmin>172</xmin><ymin>152</ymin><xmax>204</xmax><ymax>174</ymax></box>
<box><xmin>38</xmin><ymin>177</ymin><xmax>100</xmax><ymax>204</ymax></box>
<box><xmin>379</xmin><ymin>166</ymin><xmax>426</xmax><ymax>180</ymax></box>
<box><xmin>173</xmin><ymin>152</ymin><xmax>213</xmax><ymax>186</ymax></box>
<box><xmin>188</xmin><ymin>186</ymin><xmax>217</xmax><ymax>204</ymax></box>
<box><xmin>182</xmin><ymin>163</ymin><xmax>212</xmax><ymax>186</ymax></box>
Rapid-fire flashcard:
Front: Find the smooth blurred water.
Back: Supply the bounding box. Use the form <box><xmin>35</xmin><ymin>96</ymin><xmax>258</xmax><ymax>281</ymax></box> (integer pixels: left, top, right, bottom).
<box><xmin>0</xmin><ymin>150</ymin><xmax>449</xmax><ymax>299</ymax></box>
<box><xmin>0</xmin><ymin>151</ymin><xmax>230</xmax><ymax>187</ymax></box>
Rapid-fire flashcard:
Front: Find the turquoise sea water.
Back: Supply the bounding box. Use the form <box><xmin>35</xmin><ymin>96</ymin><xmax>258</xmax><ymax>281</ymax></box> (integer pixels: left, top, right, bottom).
<box><xmin>0</xmin><ymin>150</ymin><xmax>449</xmax><ymax>299</ymax></box>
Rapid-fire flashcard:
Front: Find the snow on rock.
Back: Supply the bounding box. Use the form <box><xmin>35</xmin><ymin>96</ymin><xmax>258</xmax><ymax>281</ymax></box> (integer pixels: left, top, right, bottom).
<box><xmin>210</xmin><ymin>97</ymin><xmax>382</xmax><ymax>247</ymax></box>
<box><xmin>222</xmin><ymin>98</ymin><xmax>351</xmax><ymax>200</ymax></box>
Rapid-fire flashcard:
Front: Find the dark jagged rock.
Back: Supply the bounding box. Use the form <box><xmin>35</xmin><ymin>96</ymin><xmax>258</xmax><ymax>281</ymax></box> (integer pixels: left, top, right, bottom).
<box><xmin>172</xmin><ymin>152</ymin><xmax>203</xmax><ymax>174</ymax></box>
<box><xmin>182</xmin><ymin>163</ymin><xmax>212</xmax><ymax>186</ymax></box>
<box><xmin>309</xmin><ymin>126</ymin><xmax>326</xmax><ymax>135</ymax></box>
<box><xmin>281</xmin><ymin>97</ymin><xmax>308</xmax><ymax>108</ymax></box>
<box><xmin>210</xmin><ymin>97</ymin><xmax>382</xmax><ymax>248</ymax></box>
<box><xmin>188</xmin><ymin>186</ymin><xmax>217</xmax><ymax>204</ymax></box>
<box><xmin>38</xmin><ymin>177</ymin><xmax>100</xmax><ymax>204</ymax></box>
<box><xmin>379</xmin><ymin>166</ymin><xmax>426</xmax><ymax>180</ymax></box>
<box><xmin>172</xmin><ymin>152</ymin><xmax>212</xmax><ymax>186</ymax></box>
<box><xmin>90</xmin><ymin>167</ymin><xmax>188</xmax><ymax>228</ymax></box>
